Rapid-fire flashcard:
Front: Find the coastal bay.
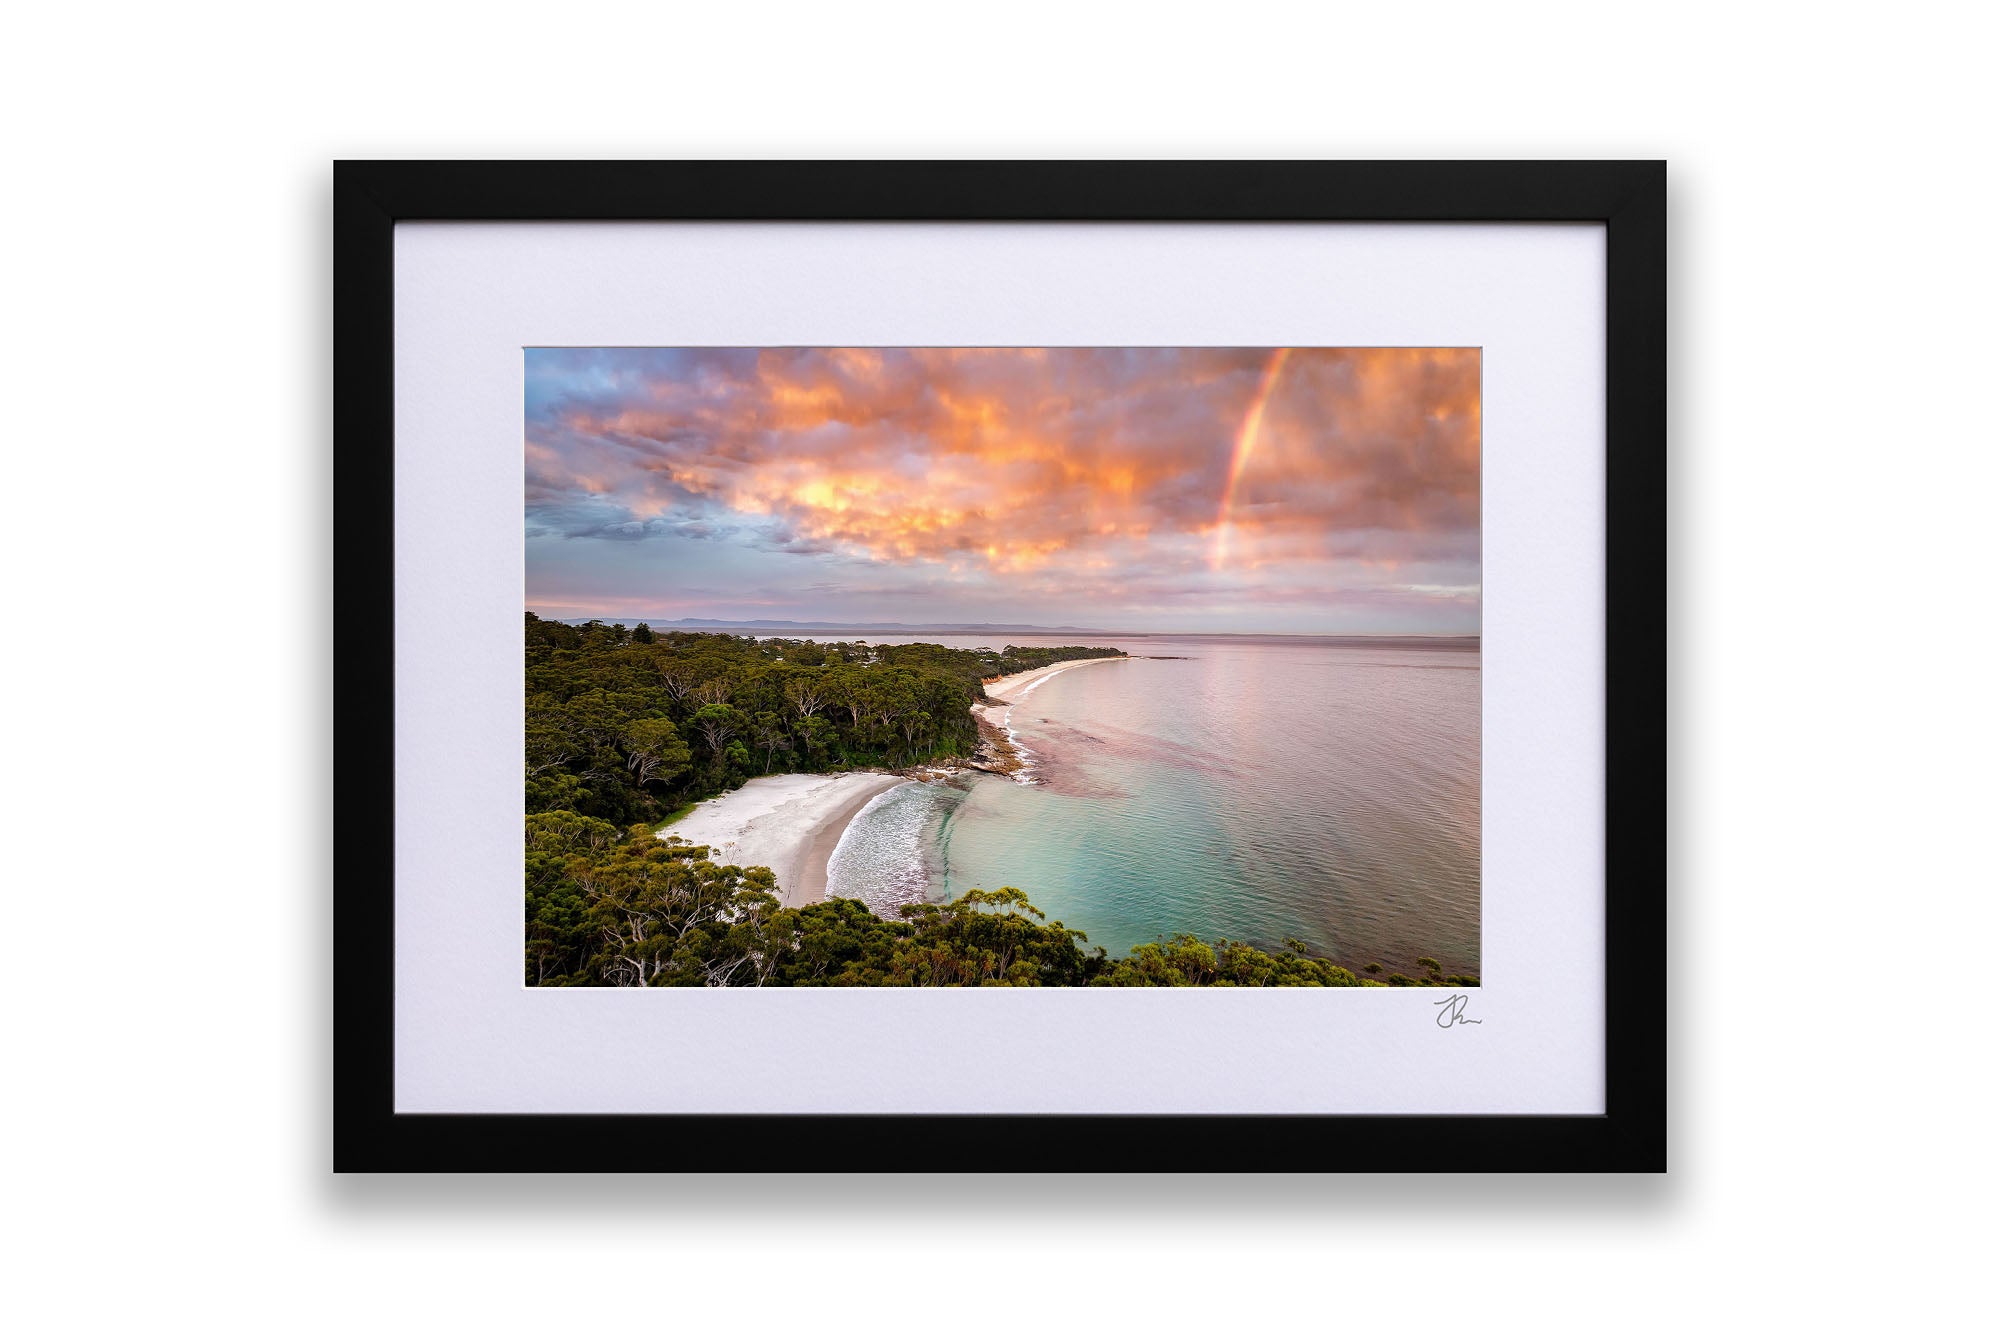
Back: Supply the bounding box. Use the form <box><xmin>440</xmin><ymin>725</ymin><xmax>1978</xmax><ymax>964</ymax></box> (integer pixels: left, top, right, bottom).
<box><xmin>524</xmin><ymin>618</ymin><xmax>1477</xmax><ymax>985</ymax></box>
<box><xmin>827</xmin><ymin>633</ymin><xmax>1482</xmax><ymax>971</ymax></box>
<box><xmin>656</xmin><ymin>655</ymin><xmax>1128</xmax><ymax>908</ymax></box>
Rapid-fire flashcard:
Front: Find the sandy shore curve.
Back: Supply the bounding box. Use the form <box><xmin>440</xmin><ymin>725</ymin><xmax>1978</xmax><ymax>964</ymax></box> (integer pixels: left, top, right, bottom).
<box><xmin>659</xmin><ymin>771</ymin><xmax>909</xmax><ymax>908</ymax></box>
<box><xmin>972</xmin><ymin>654</ymin><xmax>1127</xmax><ymax>779</ymax></box>
<box><xmin>980</xmin><ymin>653</ymin><xmax>1125</xmax><ymax>703</ymax></box>
<box><xmin>658</xmin><ymin>659</ymin><xmax>1121</xmax><ymax>907</ymax></box>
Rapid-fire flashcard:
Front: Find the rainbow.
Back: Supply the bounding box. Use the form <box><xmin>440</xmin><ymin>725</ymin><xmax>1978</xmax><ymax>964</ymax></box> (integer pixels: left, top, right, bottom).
<box><xmin>1210</xmin><ymin>347</ymin><xmax>1291</xmax><ymax>568</ymax></box>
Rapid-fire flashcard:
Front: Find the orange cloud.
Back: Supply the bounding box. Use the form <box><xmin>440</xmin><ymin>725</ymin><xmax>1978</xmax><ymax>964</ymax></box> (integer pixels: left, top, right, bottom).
<box><xmin>528</xmin><ymin>347</ymin><xmax>1479</xmax><ymax>587</ymax></box>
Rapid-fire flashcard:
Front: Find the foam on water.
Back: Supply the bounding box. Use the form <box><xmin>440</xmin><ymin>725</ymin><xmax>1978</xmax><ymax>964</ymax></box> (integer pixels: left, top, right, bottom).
<box><xmin>825</xmin><ymin>780</ymin><xmax>963</xmax><ymax>914</ymax></box>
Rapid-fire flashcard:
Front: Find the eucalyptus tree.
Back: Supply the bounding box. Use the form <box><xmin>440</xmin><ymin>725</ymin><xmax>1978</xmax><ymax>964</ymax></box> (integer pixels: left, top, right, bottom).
<box><xmin>751</xmin><ymin>712</ymin><xmax>793</xmax><ymax>773</ymax></box>
<box><xmin>689</xmin><ymin>703</ymin><xmax>746</xmax><ymax>761</ymax></box>
<box><xmin>622</xmin><ymin>717</ymin><xmax>692</xmax><ymax>789</ymax></box>
<box><xmin>782</xmin><ymin>672</ymin><xmax>830</xmax><ymax>722</ymax></box>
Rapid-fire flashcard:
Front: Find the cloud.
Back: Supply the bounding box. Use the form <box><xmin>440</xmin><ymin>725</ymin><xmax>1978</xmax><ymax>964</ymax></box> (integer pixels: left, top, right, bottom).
<box><xmin>529</xmin><ymin>347</ymin><xmax>1475</xmax><ymax>560</ymax></box>
<box><xmin>524</xmin><ymin>347</ymin><xmax>1480</xmax><ymax>630</ymax></box>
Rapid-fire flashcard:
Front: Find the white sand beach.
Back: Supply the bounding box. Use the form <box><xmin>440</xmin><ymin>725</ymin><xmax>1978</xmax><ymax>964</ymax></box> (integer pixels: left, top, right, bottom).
<box><xmin>659</xmin><ymin>771</ymin><xmax>909</xmax><ymax>908</ymax></box>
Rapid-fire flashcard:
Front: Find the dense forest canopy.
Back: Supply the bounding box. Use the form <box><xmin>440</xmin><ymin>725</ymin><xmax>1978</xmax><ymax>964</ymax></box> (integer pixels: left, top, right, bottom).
<box><xmin>525</xmin><ymin>612</ymin><xmax>1122</xmax><ymax>826</ymax></box>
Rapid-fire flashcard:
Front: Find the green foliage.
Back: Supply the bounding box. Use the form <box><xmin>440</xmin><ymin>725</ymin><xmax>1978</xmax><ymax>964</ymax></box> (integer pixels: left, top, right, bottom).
<box><xmin>521</xmin><ymin>611</ymin><xmax>1124</xmax><ymax>823</ymax></box>
<box><xmin>622</xmin><ymin>717</ymin><xmax>691</xmax><ymax>789</ymax></box>
<box><xmin>525</xmin><ymin>825</ymin><xmax>1368</xmax><ymax>988</ymax></box>
<box><xmin>1090</xmin><ymin>933</ymin><xmax>1362</xmax><ymax>987</ymax></box>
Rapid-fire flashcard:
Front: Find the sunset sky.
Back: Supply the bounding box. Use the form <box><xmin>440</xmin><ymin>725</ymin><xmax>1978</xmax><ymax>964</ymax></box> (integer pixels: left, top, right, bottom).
<box><xmin>525</xmin><ymin>347</ymin><xmax>1480</xmax><ymax>633</ymax></box>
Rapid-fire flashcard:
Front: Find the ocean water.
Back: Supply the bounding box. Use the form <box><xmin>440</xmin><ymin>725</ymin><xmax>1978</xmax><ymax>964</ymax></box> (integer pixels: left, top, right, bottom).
<box><xmin>823</xmin><ymin>634</ymin><xmax>1481</xmax><ymax>974</ymax></box>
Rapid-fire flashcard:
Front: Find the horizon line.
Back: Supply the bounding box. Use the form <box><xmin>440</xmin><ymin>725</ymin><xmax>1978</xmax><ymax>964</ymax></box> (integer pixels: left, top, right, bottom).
<box><xmin>528</xmin><ymin>611</ymin><xmax>1479</xmax><ymax>639</ymax></box>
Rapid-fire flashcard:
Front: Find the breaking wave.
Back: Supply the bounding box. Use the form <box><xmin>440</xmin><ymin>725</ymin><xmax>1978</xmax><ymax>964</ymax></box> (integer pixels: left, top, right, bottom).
<box><xmin>825</xmin><ymin>779</ymin><xmax>963</xmax><ymax>914</ymax></box>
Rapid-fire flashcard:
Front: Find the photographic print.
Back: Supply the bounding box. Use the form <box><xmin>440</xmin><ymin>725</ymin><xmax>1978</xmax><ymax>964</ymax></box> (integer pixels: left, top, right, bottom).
<box><xmin>524</xmin><ymin>347</ymin><xmax>1480</xmax><ymax>988</ymax></box>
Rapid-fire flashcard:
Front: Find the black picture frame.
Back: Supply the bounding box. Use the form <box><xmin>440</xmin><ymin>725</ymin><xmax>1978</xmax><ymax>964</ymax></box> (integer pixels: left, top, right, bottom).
<box><xmin>335</xmin><ymin>160</ymin><xmax>1666</xmax><ymax>1172</ymax></box>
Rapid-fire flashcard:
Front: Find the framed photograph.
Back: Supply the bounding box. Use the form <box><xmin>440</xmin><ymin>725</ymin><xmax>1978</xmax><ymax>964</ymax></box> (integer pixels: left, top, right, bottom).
<box><xmin>337</xmin><ymin>161</ymin><xmax>1665</xmax><ymax>1171</ymax></box>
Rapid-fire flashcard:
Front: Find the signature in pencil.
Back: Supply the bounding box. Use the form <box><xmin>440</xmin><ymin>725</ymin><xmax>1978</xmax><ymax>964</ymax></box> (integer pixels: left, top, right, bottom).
<box><xmin>1433</xmin><ymin>993</ymin><xmax>1482</xmax><ymax>1028</ymax></box>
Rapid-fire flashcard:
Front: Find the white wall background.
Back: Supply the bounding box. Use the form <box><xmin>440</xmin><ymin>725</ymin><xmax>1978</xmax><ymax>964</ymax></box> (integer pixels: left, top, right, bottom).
<box><xmin>4</xmin><ymin>2</ymin><xmax>1992</xmax><ymax>1328</ymax></box>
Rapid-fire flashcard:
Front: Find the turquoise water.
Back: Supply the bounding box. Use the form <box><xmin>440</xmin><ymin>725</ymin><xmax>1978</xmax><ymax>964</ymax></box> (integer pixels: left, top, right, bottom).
<box><xmin>824</xmin><ymin>635</ymin><xmax>1481</xmax><ymax>974</ymax></box>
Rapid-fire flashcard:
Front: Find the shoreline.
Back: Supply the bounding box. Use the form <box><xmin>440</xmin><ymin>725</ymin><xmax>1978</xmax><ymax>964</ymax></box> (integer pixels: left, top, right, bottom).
<box><xmin>969</xmin><ymin>654</ymin><xmax>1126</xmax><ymax>781</ymax></box>
<box><xmin>659</xmin><ymin>771</ymin><xmax>908</xmax><ymax>908</ymax></box>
